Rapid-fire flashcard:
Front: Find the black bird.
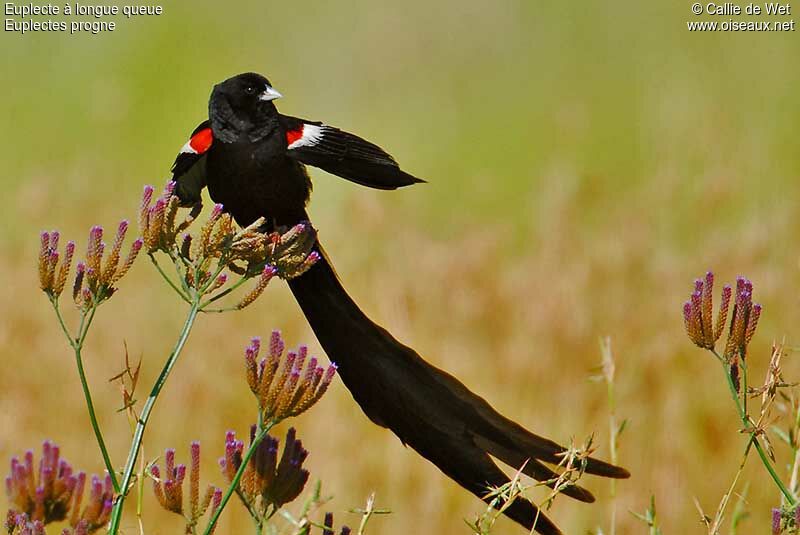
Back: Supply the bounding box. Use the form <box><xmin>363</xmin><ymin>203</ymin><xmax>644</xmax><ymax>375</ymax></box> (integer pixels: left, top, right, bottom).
<box><xmin>171</xmin><ymin>72</ymin><xmax>629</xmax><ymax>535</ymax></box>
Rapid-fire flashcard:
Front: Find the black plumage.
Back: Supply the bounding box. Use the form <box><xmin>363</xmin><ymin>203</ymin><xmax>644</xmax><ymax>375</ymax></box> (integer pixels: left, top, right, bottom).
<box><xmin>170</xmin><ymin>72</ymin><xmax>629</xmax><ymax>535</ymax></box>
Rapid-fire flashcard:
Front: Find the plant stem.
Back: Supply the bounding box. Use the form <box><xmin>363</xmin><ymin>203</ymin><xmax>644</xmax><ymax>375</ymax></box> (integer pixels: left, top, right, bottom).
<box><xmin>714</xmin><ymin>352</ymin><xmax>796</xmax><ymax>505</ymax></box>
<box><xmin>199</xmin><ymin>275</ymin><xmax>249</xmax><ymax>309</ymax></box>
<box><xmin>710</xmin><ymin>444</ymin><xmax>750</xmax><ymax>533</ymax></box>
<box><xmin>204</xmin><ymin>423</ymin><xmax>273</xmax><ymax>535</ymax></box>
<box><xmin>74</xmin><ymin>332</ymin><xmax>121</xmax><ymax>492</ymax></box>
<box><xmin>357</xmin><ymin>494</ymin><xmax>376</xmax><ymax>535</ymax></box>
<box><xmin>51</xmin><ymin>298</ymin><xmax>120</xmax><ymax>492</ymax></box>
<box><xmin>107</xmin><ymin>301</ymin><xmax>200</xmax><ymax>534</ymax></box>
<box><xmin>149</xmin><ymin>254</ymin><xmax>191</xmax><ymax>303</ymax></box>
<box><xmin>601</xmin><ymin>337</ymin><xmax>617</xmax><ymax>535</ymax></box>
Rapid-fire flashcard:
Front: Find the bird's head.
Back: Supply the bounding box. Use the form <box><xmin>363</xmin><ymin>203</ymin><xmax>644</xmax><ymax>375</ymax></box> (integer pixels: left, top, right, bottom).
<box><xmin>209</xmin><ymin>72</ymin><xmax>283</xmax><ymax>142</ymax></box>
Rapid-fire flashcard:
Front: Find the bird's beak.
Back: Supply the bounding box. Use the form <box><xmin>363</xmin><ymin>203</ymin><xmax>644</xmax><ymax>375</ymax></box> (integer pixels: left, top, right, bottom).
<box><xmin>259</xmin><ymin>86</ymin><xmax>283</xmax><ymax>102</ymax></box>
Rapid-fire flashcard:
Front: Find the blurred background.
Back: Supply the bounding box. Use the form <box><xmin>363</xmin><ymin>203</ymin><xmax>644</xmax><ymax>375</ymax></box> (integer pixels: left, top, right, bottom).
<box><xmin>2</xmin><ymin>1</ymin><xmax>800</xmax><ymax>533</ymax></box>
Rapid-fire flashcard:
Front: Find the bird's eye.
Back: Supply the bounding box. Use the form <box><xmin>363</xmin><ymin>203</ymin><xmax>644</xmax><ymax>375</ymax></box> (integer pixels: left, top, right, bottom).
<box><xmin>244</xmin><ymin>86</ymin><xmax>256</xmax><ymax>95</ymax></box>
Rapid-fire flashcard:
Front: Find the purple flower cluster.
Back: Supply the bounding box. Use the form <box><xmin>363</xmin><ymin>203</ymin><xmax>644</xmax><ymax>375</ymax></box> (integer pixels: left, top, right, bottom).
<box><xmin>150</xmin><ymin>443</ymin><xmax>223</xmax><ymax>533</ymax></box>
<box><xmin>244</xmin><ymin>331</ymin><xmax>337</xmax><ymax>422</ymax></box>
<box><xmin>219</xmin><ymin>427</ymin><xmax>309</xmax><ymax>511</ymax></box>
<box><xmin>5</xmin><ymin>441</ymin><xmax>111</xmax><ymax>533</ymax></box>
<box><xmin>683</xmin><ymin>271</ymin><xmax>761</xmax><ymax>358</ymax></box>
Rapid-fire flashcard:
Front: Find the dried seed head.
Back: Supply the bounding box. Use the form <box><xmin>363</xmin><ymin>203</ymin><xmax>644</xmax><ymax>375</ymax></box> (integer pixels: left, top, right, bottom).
<box><xmin>194</xmin><ymin>204</ymin><xmax>225</xmax><ymax>259</ymax></box>
<box><xmin>150</xmin><ymin>444</ymin><xmax>208</xmax><ymax>520</ymax></box>
<box><xmin>101</xmin><ymin>220</ymin><xmax>128</xmax><ymax>284</ymax></box>
<box><xmin>744</xmin><ymin>303</ymin><xmax>762</xmax><ymax>346</ymax></box>
<box><xmin>129</xmin><ymin>184</ymin><xmax>319</xmax><ymax>307</ymax></box>
<box><xmin>139</xmin><ymin>183</ymin><xmax>185</xmax><ymax>254</ymax></box>
<box><xmin>164</xmin><ymin>196</ymin><xmax>180</xmax><ymax>242</ymax></box>
<box><xmin>245</xmin><ymin>338</ymin><xmax>261</xmax><ymax>394</ymax></box>
<box><xmin>144</xmin><ymin>199</ymin><xmax>167</xmax><ymax>252</ymax></box>
<box><xmin>701</xmin><ymin>272</ymin><xmax>714</xmax><ymax>347</ymax></box>
<box><xmin>206</xmin><ymin>487</ymin><xmax>223</xmax><ymax>535</ymax></box>
<box><xmin>139</xmin><ymin>185</ymin><xmax>155</xmax><ymax>232</ymax></box>
<box><xmin>53</xmin><ymin>241</ymin><xmax>75</xmax><ymax>297</ymax></box>
<box><xmin>714</xmin><ymin>284</ymin><xmax>732</xmax><ymax>341</ymax></box>
<box><xmin>245</xmin><ymin>332</ymin><xmax>337</xmax><ymax>423</ymax></box>
<box><xmin>190</xmin><ymin>442</ymin><xmax>201</xmax><ymax>518</ymax></box>
<box><xmin>683</xmin><ymin>272</ymin><xmax>758</xmax><ymax>355</ymax></box>
<box><xmin>236</xmin><ymin>265</ymin><xmax>278</xmax><ymax>310</ymax></box>
<box><xmin>37</xmin><ymin>232</ymin><xmax>51</xmax><ymax>290</ymax></box>
<box><xmin>721</xmin><ymin>277</ymin><xmax>761</xmax><ymax>361</ymax></box>
<box><xmin>269</xmin><ymin>330</ymin><xmax>284</xmax><ymax>360</ymax></box>
<box><xmin>48</xmin><ymin>231</ymin><xmax>60</xmax><ymax>253</ymax></box>
<box><xmin>38</xmin><ymin>232</ymin><xmax>74</xmax><ymax>298</ymax></box>
<box><xmin>150</xmin><ymin>465</ymin><xmax>165</xmax><ymax>509</ymax></box>
<box><xmin>113</xmin><ymin>238</ymin><xmax>142</xmax><ymax>283</ymax></box>
<box><xmin>209</xmin><ymin>213</ymin><xmax>234</xmax><ymax>253</ymax></box>
<box><xmin>682</xmin><ymin>301</ymin><xmax>693</xmax><ymax>338</ymax></box>
<box><xmin>219</xmin><ymin>432</ymin><xmax>244</xmax><ymax>484</ymax></box>
<box><xmin>85</xmin><ymin>226</ymin><xmax>104</xmax><ymax>276</ymax></box>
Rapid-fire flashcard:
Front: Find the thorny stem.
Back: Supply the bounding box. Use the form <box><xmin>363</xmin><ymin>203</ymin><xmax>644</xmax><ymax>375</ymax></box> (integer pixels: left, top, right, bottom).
<box><xmin>50</xmin><ymin>296</ymin><xmax>121</xmax><ymax>493</ymax></box>
<box><xmin>108</xmin><ymin>301</ymin><xmax>201</xmax><ymax>534</ymax></box>
<box><xmin>203</xmin><ymin>420</ymin><xmax>275</xmax><ymax>535</ymax></box>
<box><xmin>711</xmin><ymin>349</ymin><xmax>797</xmax><ymax>505</ymax></box>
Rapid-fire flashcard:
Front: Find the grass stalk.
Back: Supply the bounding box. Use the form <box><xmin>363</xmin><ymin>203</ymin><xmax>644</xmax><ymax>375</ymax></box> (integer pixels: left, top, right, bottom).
<box><xmin>108</xmin><ymin>300</ymin><xmax>200</xmax><ymax>533</ymax></box>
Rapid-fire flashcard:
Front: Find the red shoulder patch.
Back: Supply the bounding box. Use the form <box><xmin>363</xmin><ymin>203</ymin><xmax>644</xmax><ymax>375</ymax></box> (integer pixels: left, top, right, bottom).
<box><xmin>286</xmin><ymin>126</ymin><xmax>304</xmax><ymax>147</ymax></box>
<box><xmin>189</xmin><ymin>128</ymin><xmax>213</xmax><ymax>154</ymax></box>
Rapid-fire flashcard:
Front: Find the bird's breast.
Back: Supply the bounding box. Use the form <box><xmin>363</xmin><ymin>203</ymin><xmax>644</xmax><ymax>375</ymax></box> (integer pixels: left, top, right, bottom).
<box><xmin>205</xmin><ymin>139</ymin><xmax>312</xmax><ymax>228</ymax></box>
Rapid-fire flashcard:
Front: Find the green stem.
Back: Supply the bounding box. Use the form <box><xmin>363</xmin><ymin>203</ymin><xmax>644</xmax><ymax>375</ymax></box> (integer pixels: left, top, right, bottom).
<box><xmin>741</xmin><ymin>359</ymin><xmax>748</xmax><ymax>418</ymax></box>
<box><xmin>204</xmin><ymin>423</ymin><xmax>273</xmax><ymax>535</ymax></box>
<box><xmin>710</xmin><ymin>443</ymin><xmax>750</xmax><ymax>532</ymax></box>
<box><xmin>74</xmin><ymin>332</ymin><xmax>121</xmax><ymax>492</ymax></box>
<box><xmin>233</xmin><ymin>486</ymin><xmax>263</xmax><ymax>527</ymax></box>
<box><xmin>715</xmin><ymin>352</ymin><xmax>796</xmax><ymax>505</ymax></box>
<box><xmin>199</xmin><ymin>275</ymin><xmax>249</xmax><ymax>309</ymax></box>
<box><xmin>149</xmin><ymin>254</ymin><xmax>191</xmax><ymax>303</ymax></box>
<box><xmin>51</xmin><ymin>298</ymin><xmax>120</xmax><ymax>493</ymax></box>
<box><xmin>107</xmin><ymin>302</ymin><xmax>200</xmax><ymax>534</ymax></box>
<box><xmin>249</xmin><ymin>501</ymin><xmax>264</xmax><ymax>535</ymax></box>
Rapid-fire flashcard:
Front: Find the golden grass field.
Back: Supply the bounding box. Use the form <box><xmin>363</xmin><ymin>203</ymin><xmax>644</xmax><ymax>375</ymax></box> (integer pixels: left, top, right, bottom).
<box><xmin>3</xmin><ymin>1</ymin><xmax>800</xmax><ymax>533</ymax></box>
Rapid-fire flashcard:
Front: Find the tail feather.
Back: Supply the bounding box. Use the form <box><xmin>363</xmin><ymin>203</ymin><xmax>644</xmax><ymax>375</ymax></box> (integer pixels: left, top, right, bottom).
<box><xmin>287</xmin><ymin>238</ymin><xmax>629</xmax><ymax>533</ymax></box>
<box><xmin>473</xmin><ymin>436</ymin><xmax>596</xmax><ymax>503</ymax></box>
<box><xmin>422</xmin><ymin>442</ymin><xmax>564</xmax><ymax>535</ymax></box>
<box><xmin>423</xmin><ymin>356</ymin><xmax>631</xmax><ymax>480</ymax></box>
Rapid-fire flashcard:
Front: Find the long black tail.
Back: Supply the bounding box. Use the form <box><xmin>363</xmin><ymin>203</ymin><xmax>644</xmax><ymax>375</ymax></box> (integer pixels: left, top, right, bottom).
<box><xmin>288</xmin><ymin>241</ymin><xmax>630</xmax><ymax>535</ymax></box>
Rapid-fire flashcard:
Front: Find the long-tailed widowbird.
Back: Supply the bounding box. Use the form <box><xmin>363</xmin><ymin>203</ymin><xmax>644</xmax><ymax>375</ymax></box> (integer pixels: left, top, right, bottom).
<box><xmin>170</xmin><ymin>72</ymin><xmax>630</xmax><ymax>535</ymax></box>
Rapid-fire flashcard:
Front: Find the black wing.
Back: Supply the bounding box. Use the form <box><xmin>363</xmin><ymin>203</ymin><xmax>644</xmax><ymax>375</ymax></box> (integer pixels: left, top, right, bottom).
<box><xmin>280</xmin><ymin>115</ymin><xmax>425</xmax><ymax>190</ymax></box>
<box><xmin>171</xmin><ymin>120</ymin><xmax>212</xmax><ymax>206</ymax></box>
